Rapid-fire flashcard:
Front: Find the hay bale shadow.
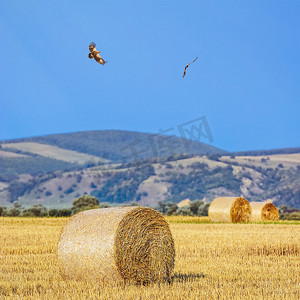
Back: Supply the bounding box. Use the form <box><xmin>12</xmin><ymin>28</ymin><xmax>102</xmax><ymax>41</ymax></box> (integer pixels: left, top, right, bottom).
<box><xmin>170</xmin><ymin>272</ymin><xmax>205</xmax><ymax>284</ymax></box>
<box><xmin>131</xmin><ymin>272</ymin><xmax>205</xmax><ymax>287</ymax></box>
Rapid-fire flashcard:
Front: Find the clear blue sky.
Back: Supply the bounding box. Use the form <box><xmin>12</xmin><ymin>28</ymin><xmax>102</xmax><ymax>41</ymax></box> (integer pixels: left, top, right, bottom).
<box><xmin>1</xmin><ymin>0</ymin><xmax>299</xmax><ymax>152</ymax></box>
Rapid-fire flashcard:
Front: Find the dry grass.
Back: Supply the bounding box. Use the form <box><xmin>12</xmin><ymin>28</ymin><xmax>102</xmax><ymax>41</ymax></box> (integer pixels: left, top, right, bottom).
<box><xmin>221</xmin><ymin>153</ymin><xmax>300</xmax><ymax>169</ymax></box>
<box><xmin>0</xmin><ymin>149</ymin><xmax>28</xmax><ymax>158</ymax></box>
<box><xmin>166</xmin><ymin>216</ymin><xmax>211</xmax><ymax>223</ymax></box>
<box><xmin>1</xmin><ymin>142</ymin><xmax>105</xmax><ymax>164</ymax></box>
<box><xmin>0</xmin><ymin>216</ymin><xmax>299</xmax><ymax>299</ymax></box>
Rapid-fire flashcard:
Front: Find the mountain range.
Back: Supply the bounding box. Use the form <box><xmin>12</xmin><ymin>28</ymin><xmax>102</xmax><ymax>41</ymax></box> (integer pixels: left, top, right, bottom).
<box><xmin>0</xmin><ymin>130</ymin><xmax>299</xmax><ymax>209</ymax></box>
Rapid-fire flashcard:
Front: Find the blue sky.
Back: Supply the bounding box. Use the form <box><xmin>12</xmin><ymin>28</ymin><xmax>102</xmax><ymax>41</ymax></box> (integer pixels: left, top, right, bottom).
<box><xmin>1</xmin><ymin>0</ymin><xmax>299</xmax><ymax>152</ymax></box>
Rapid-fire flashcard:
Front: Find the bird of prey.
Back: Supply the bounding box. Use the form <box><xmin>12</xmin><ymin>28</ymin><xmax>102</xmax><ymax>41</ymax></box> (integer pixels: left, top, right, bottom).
<box><xmin>88</xmin><ymin>42</ymin><xmax>106</xmax><ymax>65</ymax></box>
<box><xmin>182</xmin><ymin>57</ymin><xmax>198</xmax><ymax>78</ymax></box>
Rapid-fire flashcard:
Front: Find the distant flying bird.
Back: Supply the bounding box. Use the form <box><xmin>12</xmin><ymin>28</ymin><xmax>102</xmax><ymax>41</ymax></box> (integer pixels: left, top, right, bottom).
<box><xmin>88</xmin><ymin>42</ymin><xmax>107</xmax><ymax>65</ymax></box>
<box><xmin>182</xmin><ymin>57</ymin><xmax>198</xmax><ymax>78</ymax></box>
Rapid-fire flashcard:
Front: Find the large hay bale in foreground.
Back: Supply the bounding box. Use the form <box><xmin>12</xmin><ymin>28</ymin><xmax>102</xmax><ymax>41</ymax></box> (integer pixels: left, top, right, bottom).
<box><xmin>250</xmin><ymin>202</ymin><xmax>279</xmax><ymax>221</ymax></box>
<box><xmin>208</xmin><ymin>197</ymin><xmax>251</xmax><ymax>223</ymax></box>
<box><xmin>57</xmin><ymin>207</ymin><xmax>175</xmax><ymax>284</ymax></box>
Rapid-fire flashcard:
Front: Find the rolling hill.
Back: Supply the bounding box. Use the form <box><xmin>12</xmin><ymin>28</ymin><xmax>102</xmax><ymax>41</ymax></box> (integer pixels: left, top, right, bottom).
<box><xmin>0</xmin><ymin>130</ymin><xmax>300</xmax><ymax>209</ymax></box>
<box><xmin>1</xmin><ymin>130</ymin><xmax>226</xmax><ymax>162</ymax></box>
<box><xmin>0</xmin><ymin>130</ymin><xmax>226</xmax><ymax>181</ymax></box>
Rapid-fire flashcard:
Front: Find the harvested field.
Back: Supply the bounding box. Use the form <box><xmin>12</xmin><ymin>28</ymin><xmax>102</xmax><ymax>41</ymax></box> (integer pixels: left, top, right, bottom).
<box><xmin>0</xmin><ymin>150</ymin><xmax>28</xmax><ymax>158</ymax></box>
<box><xmin>0</xmin><ymin>217</ymin><xmax>299</xmax><ymax>299</ymax></box>
<box><xmin>220</xmin><ymin>153</ymin><xmax>300</xmax><ymax>169</ymax></box>
<box><xmin>1</xmin><ymin>142</ymin><xmax>105</xmax><ymax>164</ymax></box>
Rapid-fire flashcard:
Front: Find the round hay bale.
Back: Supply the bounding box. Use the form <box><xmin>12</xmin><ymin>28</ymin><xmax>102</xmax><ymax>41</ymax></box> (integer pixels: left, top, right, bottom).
<box><xmin>250</xmin><ymin>202</ymin><xmax>279</xmax><ymax>221</ymax></box>
<box><xmin>208</xmin><ymin>197</ymin><xmax>251</xmax><ymax>223</ymax></box>
<box><xmin>57</xmin><ymin>207</ymin><xmax>175</xmax><ymax>284</ymax></box>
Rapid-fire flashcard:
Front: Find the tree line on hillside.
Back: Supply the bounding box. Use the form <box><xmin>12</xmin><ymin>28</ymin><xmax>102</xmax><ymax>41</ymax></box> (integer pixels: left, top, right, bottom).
<box><xmin>0</xmin><ymin>156</ymin><xmax>78</xmax><ymax>180</ymax></box>
<box><xmin>0</xmin><ymin>195</ymin><xmax>299</xmax><ymax>220</ymax></box>
<box><xmin>164</xmin><ymin>163</ymin><xmax>242</xmax><ymax>202</ymax></box>
<box><xmin>91</xmin><ymin>164</ymin><xmax>155</xmax><ymax>203</ymax></box>
<box><xmin>1</xmin><ymin>153</ymin><xmax>300</xmax><ymax>210</ymax></box>
<box><xmin>0</xmin><ymin>196</ymin><xmax>210</xmax><ymax>217</ymax></box>
<box><xmin>232</xmin><ymin>147</ymin><xmax>300</xmax><ymax>156</ymax></box>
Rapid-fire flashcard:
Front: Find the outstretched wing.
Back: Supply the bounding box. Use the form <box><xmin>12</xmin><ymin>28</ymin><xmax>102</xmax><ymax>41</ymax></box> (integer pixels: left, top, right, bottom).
<box><xmin>94</xmin><ymin>55</ymin><xmax>100</xmax><ymax>62</ymax></box>
<box><xmin>187</xmin><ymin>56</ymin><xmax>198</xmax><ymax>67</ymax></box>
<box><xmin>182</xmin><ymin>57</ymin><xmax>198</xmax><ymax>78</ymax></box>
<box><xmin>182</xmin><ymin>66</ymin><xmax>188</xmax><ymax>78</ymax></box>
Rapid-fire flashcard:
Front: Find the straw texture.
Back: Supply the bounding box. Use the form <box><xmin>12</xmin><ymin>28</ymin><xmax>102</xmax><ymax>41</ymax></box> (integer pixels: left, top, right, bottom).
<box><xmin>250</xmin><ymin>202</ymin><xmax>279</xmax><ymax>221</ymax></box>
<box><xmin>208</xmin><ymin>197</ymin><xmax>252</xmax><ymax>223</ymax></box>
<box><xmin>57</xmin><ymin>207</ymin><xmax>175</xmax><ymax>284</ymax></box>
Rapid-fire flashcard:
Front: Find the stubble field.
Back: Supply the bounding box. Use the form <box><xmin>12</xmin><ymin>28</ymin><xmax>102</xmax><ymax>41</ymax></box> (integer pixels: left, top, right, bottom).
<box><xmin>0</xmin><ymin>217</ymin><xmax>299</xmax><ymax>299</ymax></box>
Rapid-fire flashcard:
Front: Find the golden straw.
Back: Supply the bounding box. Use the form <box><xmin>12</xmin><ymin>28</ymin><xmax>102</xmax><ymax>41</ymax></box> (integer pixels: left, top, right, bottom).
<box><xmin>57</xmin><ymin>207</ymin><xmax>175</xmax><ymax>284</ymax></box>
<box><xmin>208</xmin><ymin>197</ymin><xmax>251</xmax><ymax>223</ymax></box>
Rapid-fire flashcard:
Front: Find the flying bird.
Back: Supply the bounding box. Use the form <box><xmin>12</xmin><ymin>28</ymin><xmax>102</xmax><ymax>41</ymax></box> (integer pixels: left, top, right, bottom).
<box><xmin>88</xmin><ymin>42</ymin><xmax>107</xmax><ymax>65</ymax></box>
<box><xmin>182</xmin><ymin>57</ymin><xmax>198</xmax><ymax>78</ymax></box>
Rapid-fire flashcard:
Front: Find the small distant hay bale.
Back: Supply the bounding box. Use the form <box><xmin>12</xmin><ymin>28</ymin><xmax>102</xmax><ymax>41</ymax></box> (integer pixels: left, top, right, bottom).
<box><xmin>57</xmin><ymin>207</ymin><xmax>175</xmax><ymax>284</ymax></box>
<box><xmin>208</xmin><ymin>197</ymin><xmax>251</xmax><ymax>223</ymax></box>
<box><xmin>177</xmin><ymin>198</ymin><xmax>192</xmax><ymax>208</ymax></box>
<box><xmin>250</xmin><ymin>202</ymin><xmax>279</xmax><ymax>221</ymax></box>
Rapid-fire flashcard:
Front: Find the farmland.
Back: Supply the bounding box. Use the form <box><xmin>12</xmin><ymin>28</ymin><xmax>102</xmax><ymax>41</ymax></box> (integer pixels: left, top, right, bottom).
<box><xmin>0</xmin><ymin>217</ymin><xmax>299</xmax><ymax>299</ymax></box>
<box><xmin>1</xmin><ymin>142</ymin><xmax>105</xmax><ymax>165</ymax></box>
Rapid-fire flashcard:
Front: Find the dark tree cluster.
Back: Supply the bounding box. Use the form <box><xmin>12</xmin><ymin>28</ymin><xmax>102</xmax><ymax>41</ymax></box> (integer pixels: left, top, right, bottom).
<box><xmin>166</xmin><ymin>165</ymin><xmax>242</xmax><ymax>203</ymax></box>
<box><xmin>91</xmin><ymin>164</ymin><xmax>155</xmax><ymax>203</ymax></box>
<box><xmin>155</xmin><ymin>200</ymin><xmax>210</xmax><ymax>217</ymax></box>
